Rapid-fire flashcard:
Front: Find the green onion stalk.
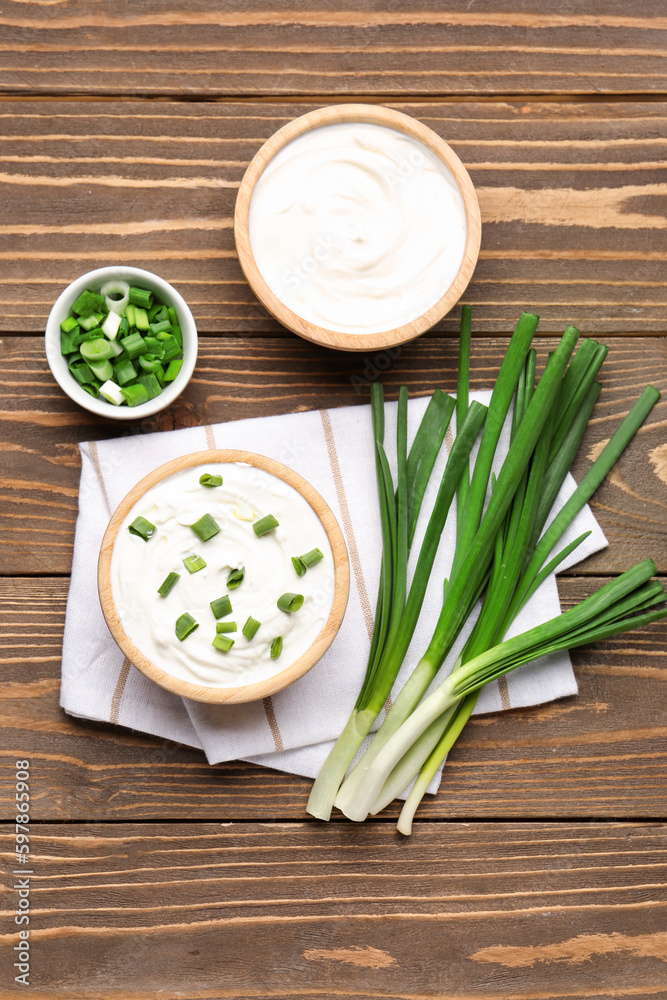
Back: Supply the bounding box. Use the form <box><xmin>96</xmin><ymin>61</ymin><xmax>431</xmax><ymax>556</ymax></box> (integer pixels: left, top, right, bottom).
<box><xmin>334</xmin><ymin>314</ymin><xmax>578</xmax><ymax>819</ymax></box>
<box><xmin>306</xmin><ymin>383</ymin><xmax>487</xmax><ymax>820</ymax></box>
<box><xmin>334</xmin><ymin>318</ymin><xmax>661</xmax><ymax>825</ymax></box>
<box><xmin>354</xmin><ymin>560</ymin><xmax>667</xmax><ymax>834</ymax></box>
<box><xmin>386</xmin><ymin>381</ymin><xmax>662</xmax><ymax>832</ymax></box>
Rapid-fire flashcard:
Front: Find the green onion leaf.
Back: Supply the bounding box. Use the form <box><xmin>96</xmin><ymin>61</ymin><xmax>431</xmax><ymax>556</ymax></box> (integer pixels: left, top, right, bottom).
<box><xmin>210</xmin><ymin>594</ymin><xmax>232</xmax><ymax>619</ymax></box>
<box><xmin>277</xmin><ymin>592</ymin><xmax>304</xmax><ymax>613</ymax></box>
<box><xmin>199</xmin><ymin>473</ymin><xmax>222</xmax><ymax>488</ymax></box>
<box><xmin>253</xmin><ymin>514</ymin><xmax>279</xmax><ymax>536</ymax></box>
<box><xmin>215</xmin><ymin>621</ymin><xmax>237</xmax><ymax>633</ymax></box>
<box><xmin>175</xmin><ymin>613</ymin><xmax>198</xmax><ymax>641</ymax></box>
<box><xmin>182</xmin><ymin>554</ymin><xmax>206</xmax><ymax>574</ymax></box>
<box><xmin>157</xmin><ymin>571</ymin><xmax>180</xmax><ymax>597</ymax></box>
<box><xmin>300</xmin><ymin>548</ymin><xmax>324</xmax><ymax>568</ymax></box>
<box><xmin>292</xmin><ymin>556</ymin><xmax>306</xmax><ymax>577</ymax></box>
<box><xmin>190</xmin><ymin>513</ymin><xmax>220</xmax><ymax>542</ymax></box>
<box><xmin>227</xmin><ymin>566</ymin><xmax>244</xmax><ymax>590</ymax></box>
<box><xmin>270</xmin><ymin>636</ymin><xmax>283</xmax><ymax>659</ymax></box>
<box><xmin>71</xmin><ymin>289</ymin><xmax>105</xmax><ymax>317</ymax></box>
<box><xmin>128</xmin><ymin>286</ymin><xmax>153</xmax><ymax>310</ymax></box>
<box><xmin>120</xmin><ymin>383</ymin><xmax>150</xmax><ymax>407</ymax></box>
<box><xmin>242</xmin><ymin>616</ymin><xmax>261</xmax><ymax>639</ymax></box>
<box><xmin>128</xmin><ymin>516</ymin><xmax>156</xmax><ymax>541</ymax></box>
<box><xmin>212</xmin><ymin>634</ymin><xmax>235</xmax><ymax>653</ymax></box>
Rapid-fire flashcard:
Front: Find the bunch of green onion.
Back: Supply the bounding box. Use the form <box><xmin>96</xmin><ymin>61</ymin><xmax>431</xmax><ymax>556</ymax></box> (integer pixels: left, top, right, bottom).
<box><xmin>307</xmin><ymin>309</ymin><xmax>665</xmax><ymax>833</ymax></box>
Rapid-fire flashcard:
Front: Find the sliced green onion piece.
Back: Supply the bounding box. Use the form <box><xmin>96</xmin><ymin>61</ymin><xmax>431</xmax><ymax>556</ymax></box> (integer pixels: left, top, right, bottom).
<box><xmin>113</xmin><ymin>359</ymin><xmax>137</xmax><ymax>386</ymax></box>
<box><xmin>120</xmin><ymin>384</ymin><xmax>149</xmax><ymax>407</ymax></box>
<box><xmin>212</xmin><ymin>634</ymin><xmax>235</xmax><ymax>653</ymax></box>
<box><xmin>182</xmin><ymin>554</ymin><xmax>206</xmax><ymax>573</ymax></box>
<box><xmin>270</xmin><ymin>636</ymin><xmax>283</xmax><ymax>659</ymax></box>
<box><xmin>150</xmin><ymin>319</ymin><xmax>172</xmax><ymax>335</ymax></box>
<box><xmin>88</xmin><ymin>359</ymin><xmax>113</xmax><ymax>382</ymax></box>
<box><xmin>120</xmin><ymin>333</ymin><xmax>147</xmax><ymax>360</ymax></box>
<box><xmin>78</xmin><ymin>312</ymin><xmax>100</xmax><ymax>331</ymax></box>
<box><xmin>190</xmin><ymin>513</ymin><xmax>220</xmax><ymax>542</ymax></box>
<box><xmin>80</xmin><ymin>337</ymin><xmax>114</xmax><ymax>363</ymax></box>
<box><xmin>215</xmin><ymin>621</ymin><xmax>237</xmax><ymax>633</ymax></box>
<box><xmin>242</xmin><ymin>616</ymin><xmax>261</xmax><ymax>640</ymax></box>
<box><xmin>199</xmin><ymin>473</ymin><xmax>222</xmax><ymax>487</ymax></box>
<box><xmin>253</xmin><ymin>514</ymin><xmax>279</xmax><ymax>536</ymax></box>
<box><xmin>292</xmin><ymin>556</ymin><xmax>306</xmax><ymax>577</ymax></box>
<box><xmin>210</xmin><ymin>594</ymin><xmax>232</xmax><ymax>619</ymax></box>
<box><xmin>128</xmin><ymin>286</ymin><xmax>154</xmax><ymax>310</ymax></box>
<box><xmin>227</xmin><ymin>566</ymin><xmax>244</xmax><ymax>590</ymax></box>
<box><xmin>134</xmin><ymin>307</ymin><xmax>149</xmax><ymax>331</ymax></box>
<box><xmin>100</xmin><ymin>279</ymin><xmax>130</xmax><ymax>315</ymax></box>
<box><xmin>72</xmin><ymin>289</ymin><xmax>105</xmax><ymax>317</ymax></box>
<box><xmin>60</xmin><ymin>315</ymin><xmax>79</xmax><ymax>334</ymax></box>
<box><xmin>61</xmin><ymin>330</ymin><xmax>78</xmax><ymax>354</ymax></box>
<box><xmin>300</xmin><ymin>548</ymin><xmax>324</xmax><ymax>568</ymax></box>
<box><xmin>138</xmin><ymin>353</ymin><xmax>162</xmax><ymax>373</ymax></box>
<box><xmin>160</xmin><ymin>336</ymin><xmax>181</xmax><ymax>362</ymax></box>
<box><xmin>137</xmin><ymin>373</ymin><xmax>161</xmax><ymax>400</ymax></box>
<box><xmin>128</xmin><ymin>516</ymin><xmax>156</xmax><ymax>541</ymax></box>
<box><xmin>99</xmin><ymin>379</ymin><xmax>124</xmax><ymax>406</ymax></box>
<box><xmin>175</xmin><ymin>613</ymin><xmax>198</xmax><ymax>641</ymax></box>
<box><xmin>163</xmin><ymin>359</ymin><xmax>183</xmax><ymax>382</ymax></box>
<box><xmin>102</xmin><ymin>310</ymin><xmax>122</xmax><ymax>340</ymax></box>
<box><xmin>277</xmin><ymin>592</ymin><xmax>304</xmax><ymax>613</ymax></box>
<box><xmin>68</xmin><ymin>357</ymin><xmax>95</xmax><ymax>385</ymax></box>
<box><xmin>157</xmin><ymin>571</ymin><xmax>180</xmax><ymax>597</ymax></box>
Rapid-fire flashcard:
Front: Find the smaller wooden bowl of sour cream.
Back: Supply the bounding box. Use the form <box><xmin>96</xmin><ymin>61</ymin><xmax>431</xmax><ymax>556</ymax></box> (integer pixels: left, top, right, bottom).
<box><xmin>98</xmin><ymin>450</ymin><xmax>349</xmax><ymax>704</ymax></box>
<box><xmin>235</xmin><ymin>104</ymin><xmax>481</xmax><ymax>352</ymax></box>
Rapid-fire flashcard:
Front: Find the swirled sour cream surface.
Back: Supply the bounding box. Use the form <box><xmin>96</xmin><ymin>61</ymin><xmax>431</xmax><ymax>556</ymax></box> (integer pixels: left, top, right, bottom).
<box><xmin>248</xmin><ymin>121</ymin><xmax>467</xmax><ymax>335</ymax></box>
<box><xmin>110</xmin><ymin>463</ymin><xmax>334</xmax><ymax>689</ymax></box>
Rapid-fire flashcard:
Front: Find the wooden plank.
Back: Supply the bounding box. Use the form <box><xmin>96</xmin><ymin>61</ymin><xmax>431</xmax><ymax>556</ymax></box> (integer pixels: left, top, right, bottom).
<box><xmin>2</xmin><ymin>2</ymin><xmax>667</xmax><ymax>98</ymax></box>
<box><xmin>0</xmin><ymin>820</ymin><xmax>665</xmax><ymax>998</ymax></box>
<box><xmin>1</xmin><ymin>335</ymin><xmax>665</xmax><ymax>577</ymax></box>
<box><xmin>0</xmin><ymin>576</ymin><xmax>665</xmax><ymax>822</ymax></box>
<box><xmin>3</xmin><ymin>100</ymin><xmax>667</xmax><ymax>333</ymax></box>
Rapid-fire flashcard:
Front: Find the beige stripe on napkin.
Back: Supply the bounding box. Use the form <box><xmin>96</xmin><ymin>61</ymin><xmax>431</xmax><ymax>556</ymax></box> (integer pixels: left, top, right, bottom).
<box><xmin>320</xmin><ymin>409</ymin><xmax>374</xmax><ymax>643</ymax></box>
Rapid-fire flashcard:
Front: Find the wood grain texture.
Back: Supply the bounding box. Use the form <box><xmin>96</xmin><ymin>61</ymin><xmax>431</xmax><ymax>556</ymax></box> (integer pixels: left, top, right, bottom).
<box><xmin>4</xmin><ymin>100</ymin><xmax>667</xmax><ymax>333</ymax></box>
<box><xmin>0</xmin><ymin>821</ymin><xmax>665</xmax><ymax>998</ymax></box>
<box><xmin>2</xmin><ymin>1</ymin><xmax>667</xmax><ymax>98</ymax></box>
<box><xmin>0</xmin><ymin>576</ymin><xmax>665</xmax><ymax>822</ymax></box>
<box><xmin>1</xmin><ymin>335</ymin><xmax>665</xmax><ymax>576</ymax></box>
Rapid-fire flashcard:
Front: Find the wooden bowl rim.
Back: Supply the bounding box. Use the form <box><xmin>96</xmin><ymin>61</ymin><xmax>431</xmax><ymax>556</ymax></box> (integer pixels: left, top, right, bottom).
<box><xmin>234</xmin><ymin>103</ymin><xmax>482</xmax><ymax>352</ymax></box>
<box><xmin>97</xmin><ymin>449</ymin><xmax>350</xmax><ymax>704</ymax></box>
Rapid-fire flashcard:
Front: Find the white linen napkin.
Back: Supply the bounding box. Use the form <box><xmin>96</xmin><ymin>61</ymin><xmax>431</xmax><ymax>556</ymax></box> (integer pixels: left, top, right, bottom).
<box><xmin>60</xmin><ymin>393</ymin><xmax>607</xmax><ymax>796</ymax></box>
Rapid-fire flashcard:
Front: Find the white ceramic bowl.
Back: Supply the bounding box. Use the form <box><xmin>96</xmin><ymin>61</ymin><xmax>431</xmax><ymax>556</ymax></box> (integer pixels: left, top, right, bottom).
<box><xmin>45</xmin><ymin>266</ymin><xmax>198</xmax><ymax>420</ymax></box>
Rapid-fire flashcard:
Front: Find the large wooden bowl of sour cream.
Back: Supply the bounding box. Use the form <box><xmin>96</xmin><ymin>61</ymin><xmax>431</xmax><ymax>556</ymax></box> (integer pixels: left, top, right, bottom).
<box><xmin>98</xmin><ymin>450</ymin><xmax>349</xmax><ymax>704</ymax></box>
<box><xmin>235</xmin><ymin>104</ymin><xmax>481</xmax><ymax>352</ymax></box>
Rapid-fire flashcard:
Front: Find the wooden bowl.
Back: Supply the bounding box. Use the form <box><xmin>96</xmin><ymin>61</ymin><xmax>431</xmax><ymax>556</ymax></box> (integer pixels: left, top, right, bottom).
<box><xmin>98</xmin><ymin>449</ymin><xmax>350</xmax><ymax>704</ymax></box>
<box><xmin>234</xmin><ymin>103</ymin><xmax>481</xmax><ymax>352</ymax></box>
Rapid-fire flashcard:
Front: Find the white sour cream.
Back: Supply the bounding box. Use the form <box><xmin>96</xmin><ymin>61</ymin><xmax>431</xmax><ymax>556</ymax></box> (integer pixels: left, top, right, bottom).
<box><xmin>248</xmin><ymin>121</ymin><xmax>467</xmax><ymax>335</ymax></box>
<box><xmin>110</xmin><ymin>463</ymin><xmax>335</xmax><ymax>688</ymax></box>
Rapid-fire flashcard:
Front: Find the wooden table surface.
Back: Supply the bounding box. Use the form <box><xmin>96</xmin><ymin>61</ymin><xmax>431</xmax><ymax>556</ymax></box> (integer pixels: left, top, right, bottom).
<box><xmin>1</xmin><ymin>4</ymin><xmax>667</xmax><ymax>998</ymax></box>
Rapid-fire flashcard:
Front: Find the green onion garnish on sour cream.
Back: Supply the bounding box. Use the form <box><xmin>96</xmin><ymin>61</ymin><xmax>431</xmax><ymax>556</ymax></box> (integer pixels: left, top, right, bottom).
<box><xmin>175</xmin><ymin>613</ymin><xmax>198</xmax><ymax>641</ymax></box>
<box><xmin>128</xmin><ymin>516</ymin><xmax>156</xmax><ymax>541</ymax></box>
<box><xmin>253</xmin><ymin>514</ymin><xmax>279</xmax><ymax>536</ymax></box>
